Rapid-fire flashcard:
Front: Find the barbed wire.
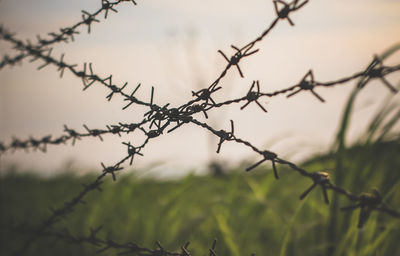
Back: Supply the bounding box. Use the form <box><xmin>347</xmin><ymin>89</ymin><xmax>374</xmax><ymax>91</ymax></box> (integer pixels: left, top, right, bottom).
<box><xmin>0</xmin><ymin>120</ymin><xmax>149</xmax><ymax>154</ymax></box>
<box><xmin>0</xmin><ymin>0</ymin><xmax>137</xmax><ymax>70</ymax></box>
<box><xmin>7</xmin><ymin>225</ymin><xmax>241</xmax><ymax>256</ymax></box>
<box><xmin>1</xmin><ymin>0</ymin><xmax>400</xmax><ymax>255</ymax></box>
<box><xmin>10</xmin><ymin>134</ymin><xmax>151</xmax><ymax>256</ymax></box>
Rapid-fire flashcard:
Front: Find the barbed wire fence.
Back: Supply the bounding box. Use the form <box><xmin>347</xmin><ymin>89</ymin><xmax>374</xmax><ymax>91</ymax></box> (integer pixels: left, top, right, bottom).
<box><xmin>1</xmin><ymin>0</ymin><xmax>399</xmax><ymax>255</ymax></box>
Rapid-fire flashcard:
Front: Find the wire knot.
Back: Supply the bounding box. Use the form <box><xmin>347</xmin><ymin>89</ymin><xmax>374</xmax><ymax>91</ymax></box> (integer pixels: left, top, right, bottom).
<box><xmin>341</xmin><ymin>189</ymin><xmax>383</xmax><ymax>228</ymax></box>
<box><xmin>216</xmin><ymin>120</ymin><xmax>235</xmax><ymax>153</ymax></box>
<box><xmin>287</xmin><ymin>70</ymin><xmax>325</xmax><ymax>102</ymax></box>
<box><xmin>101</xmin><ymin>163</ymin><xmax>123</xmax><ymax>181</ymax></box>
<box><xmin>192</xmin><ymin>87</ymin><xmax>221</xmax><ymax>106</ymax></box>
<box><xmin>83</xmin><ymin>124</ymin><xmax>104</xmax><ymax>141</ymax></box>
<box><xmin>361</xmin><ymin>56</ymin><xmax>398</xmax><ymax>93</ymax></box>
<box><xmin>300</xmin><ymin>171</ymin><xmax>331</xmax><ymax>204</ymax></box>
<box><xmin>246</xmin><ymin>150</ymin><xmax>279</xmax><ymax>179</ymax></box>
<box><xmin>273</xmin><ymin>0</ymin><xmax>309</xmax><ymax>26</ymax></box>
<box><xmin>82</xmin><ymin>11</ymin><xmax>100</xmax><ymax>33</ymax></box>
<box><xmin>122</xmin><ymin>142</ymin><xmax>143</xmax><ymax>165</ymax></box>
<box><xmin>241</xmin><ymin>80</ymin><xmax>267</xmax><ymax>112</ymax></box>
<box><xmin>218</xmin><ymin>45</ymin><xmax>259</xmax><ymax>77</ymax></box>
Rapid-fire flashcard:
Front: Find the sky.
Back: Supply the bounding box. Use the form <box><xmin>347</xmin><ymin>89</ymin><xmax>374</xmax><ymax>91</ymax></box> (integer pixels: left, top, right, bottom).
<box><xmin>0</xmin><ymin>0</ymin><xmax>400</xmax><ymax>177</ymax></box>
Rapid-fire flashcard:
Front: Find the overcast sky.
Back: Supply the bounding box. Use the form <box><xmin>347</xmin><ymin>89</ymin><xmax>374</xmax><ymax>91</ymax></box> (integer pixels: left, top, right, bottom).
<box><xmin>1</xmin><ymin>0</ymin><xmax>399</xmax><ymax>176</ymax></box>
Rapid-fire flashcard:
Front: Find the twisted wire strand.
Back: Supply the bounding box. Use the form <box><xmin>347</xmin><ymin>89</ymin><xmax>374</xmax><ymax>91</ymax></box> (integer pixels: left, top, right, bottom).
<box><xmin>0</xmin><ymin>0</ymin><xmax>137</xmax><ymax>69</ymax></box>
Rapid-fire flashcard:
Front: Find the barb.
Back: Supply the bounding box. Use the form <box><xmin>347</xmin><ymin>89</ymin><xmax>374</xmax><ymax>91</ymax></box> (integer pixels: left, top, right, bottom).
<box><xmin>339</xmin><ymin>189</ymin><xmax>400</xmax><ymax>228</ymax></box>
<box><xmin>218</xmin><ymin>44</ymin><xmax>259</xmax><ymax>78</ymax></box>
<box><xmin>360</xmin><ymin>55</ymin><xmax>398</xmax><ymax>93</ymax></box>
<box><xmin>287</xmin><ymin>69</ymin><xmax>325</xmax><ymax>102</ymax></box>
<box><xmin>299</xmin><ymin>171</ymin><xmax>331</xmax><ymax>204</ymax></box>
<box><xmin>240</xmin><ymin>80</ymin><xmax>268</xmax><ymax>112</ymax></box>
<box><xmin>122</xmin><ymin>141</ymin><xmax>144</xmax><ymax>165</ymax></box>
<box><xmin>0</xmin><ymin>0</ymin><xmax>137</xmax><ymax>70</ymax></box>
<box><xmin>191</xmin><ymin>86</ymin><xmax>222</xmax><ymax>107</ymax></box>
<box><xmin>101</xmin><ymin>162</ymin><xmax>123</xmax><ymax>181</ymax></box>
<box><xmin>246</xmin><ymin>151</ymin><xmax>279</xmax><ymax>179</ymax></box>
<box><xmin>273</xmin><ymin>0</ymin><xmax>309</xmax><ymax>26</ymax></box>
<box><xmin>216</xmin><ymin>120</ymin><xmax>235</xmax><ymax>153</ymax></box>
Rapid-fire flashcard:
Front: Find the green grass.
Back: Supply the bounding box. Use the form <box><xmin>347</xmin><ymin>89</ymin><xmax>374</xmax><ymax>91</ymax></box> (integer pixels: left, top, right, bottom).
<box><xmin>1</xmin><ymin>139</ymin><xmax>399</xmax><ymax>256</ymax></box>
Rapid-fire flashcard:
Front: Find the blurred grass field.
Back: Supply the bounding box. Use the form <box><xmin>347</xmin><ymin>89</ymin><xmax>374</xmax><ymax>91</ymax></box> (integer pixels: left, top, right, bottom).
<box><xmin>1</xmin><ymin>136</ymin><xmax>399</xmax><ymax>255</ymax></box>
